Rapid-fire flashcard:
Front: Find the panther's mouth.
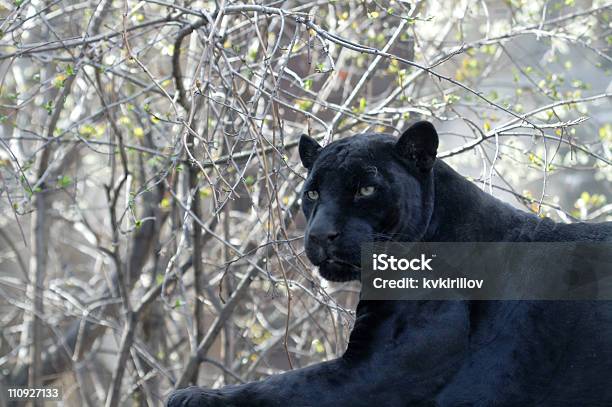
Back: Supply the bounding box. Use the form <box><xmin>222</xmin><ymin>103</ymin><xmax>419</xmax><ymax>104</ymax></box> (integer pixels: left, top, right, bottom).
<box><xmin>317</xmin><ymin>258</ymin><xmax>361</xmax><ymax>282</ymax></box>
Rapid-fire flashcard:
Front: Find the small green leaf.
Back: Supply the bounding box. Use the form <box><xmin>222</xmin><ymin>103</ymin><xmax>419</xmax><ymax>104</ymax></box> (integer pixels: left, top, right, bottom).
<box><xmin>599</xmin><ymin>124</ymin><xmax>612</xmax><ymax>141</ymax></box>
<box><xmin>312</xmin><ymin>339</ymin><xmax>325</xmax><ymax>353</ymax></box>
<box><xmin>199</xmin><ymin>187</ymin><xmax>212</xmax><ymax>198</ymax></box>
<box><xmin>57</xmin><ymin>175</ymin><xmax>72</xmax><ymax>188</ymax></box>
<box><xmin>244</xmin><ymin>175</ymin><xmax>256</xmax><ymax>186</ymax></box>
<box><xmin>44</xmin><ymin>101</ymin><xmax>53</xmax><ymax>115</ymax></box>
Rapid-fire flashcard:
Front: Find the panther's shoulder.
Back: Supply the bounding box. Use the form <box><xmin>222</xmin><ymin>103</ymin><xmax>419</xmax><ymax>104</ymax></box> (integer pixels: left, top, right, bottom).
<box><xmin>522</xmin><ymin>216</ymin><xmax>612</xmax><ymax>242</ymax></box>
<box><xmin>430</xmin><ymin>161</ymin><xmax>612</xmax><ymax>243</ymax></box>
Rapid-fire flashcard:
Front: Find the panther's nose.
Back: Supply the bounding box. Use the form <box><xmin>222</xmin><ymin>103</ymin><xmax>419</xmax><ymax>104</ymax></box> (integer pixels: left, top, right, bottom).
<box><xmin>310</xmin><ymin>229</ymin><xmax>340</xmax><ymax>244</ymax></box>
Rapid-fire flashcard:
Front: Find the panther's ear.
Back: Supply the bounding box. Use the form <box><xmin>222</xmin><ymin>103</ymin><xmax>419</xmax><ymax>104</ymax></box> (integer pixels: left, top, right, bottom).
<box><xmin>396</xmin><ymin>121</ymin><xmax>439</xmax><ymax>172</ymax></box>
<box><xmin>299</xmin><ymin>134</ymin><xmax>322</xmax><ymax>170</ymax></box>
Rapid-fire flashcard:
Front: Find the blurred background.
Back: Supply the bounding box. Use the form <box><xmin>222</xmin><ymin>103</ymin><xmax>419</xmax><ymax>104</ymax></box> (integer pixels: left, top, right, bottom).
<box><xmin>0</xmin><ymin>0</ymin><xmax>610</xmax><ymax>405</ymax></box>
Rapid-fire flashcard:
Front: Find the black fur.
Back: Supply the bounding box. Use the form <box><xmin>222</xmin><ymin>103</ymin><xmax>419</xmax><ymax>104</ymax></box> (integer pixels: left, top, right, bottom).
<box><xmin>168</xmin><ymin>122</ymin><xmax>612</xmax><ymax>406</ymax></box>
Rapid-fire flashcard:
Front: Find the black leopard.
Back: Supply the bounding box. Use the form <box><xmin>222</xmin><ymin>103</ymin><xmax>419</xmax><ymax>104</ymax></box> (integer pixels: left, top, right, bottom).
<box><xmin>168</xmin><ymin>121</ymin><xmax>612</xmax><ymax>406</ymax></box>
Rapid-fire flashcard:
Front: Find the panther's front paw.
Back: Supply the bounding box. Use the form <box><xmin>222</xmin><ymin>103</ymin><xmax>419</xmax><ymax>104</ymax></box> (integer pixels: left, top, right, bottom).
<box><xmin>166</xmin><ymin>386</ymin><xmax>225</xmax><ymax>407</ymax></box>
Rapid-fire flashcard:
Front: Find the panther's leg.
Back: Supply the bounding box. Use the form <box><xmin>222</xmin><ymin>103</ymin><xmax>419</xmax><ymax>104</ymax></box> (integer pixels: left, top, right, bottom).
<box><xmin>167</xmin><ymin>300</ymin><xmax>470</xmax><ymax>407</ymax></box>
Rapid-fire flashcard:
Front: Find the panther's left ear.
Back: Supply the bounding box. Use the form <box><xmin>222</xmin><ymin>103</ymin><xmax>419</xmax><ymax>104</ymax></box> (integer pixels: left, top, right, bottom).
<box><xmin>396</xmin><ymin>121</ymin><xmax>439</xmax><ymax>172</ymax></box>
<box><xmin>299</xmin><ymin>134</ymin><xmax>322</xmax><ymax>170</ymax></box>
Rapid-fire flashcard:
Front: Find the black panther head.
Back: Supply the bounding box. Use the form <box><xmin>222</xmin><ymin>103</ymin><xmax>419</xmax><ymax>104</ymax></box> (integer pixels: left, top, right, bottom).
<box><xmin>299</xmin><ymin>121</ymin><xmax>439</xmax><ymax>282</ymax></box>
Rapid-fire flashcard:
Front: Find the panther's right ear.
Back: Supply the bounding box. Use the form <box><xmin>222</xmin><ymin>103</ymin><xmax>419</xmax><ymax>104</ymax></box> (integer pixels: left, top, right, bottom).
<box><xmin>299</xmin><ymin>134</ymin><xmax>322</xmax><ymax>170</ymax></box>
<box><xmin>396</xmin><ymin>121</ymin><xmax>439</xmax><ymax>172</ymax></box>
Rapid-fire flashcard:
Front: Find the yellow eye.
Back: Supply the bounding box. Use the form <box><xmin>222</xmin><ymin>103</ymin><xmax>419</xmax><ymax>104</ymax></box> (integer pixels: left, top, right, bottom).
<box><xmin>306</xmin><ymin>190</ymin><xmax>319</xmax><ymax>200</ymax></box>
<box><xmin>358</xmin><ymin>186</ymin><xmax>376</xmax><ymax>197</ymax></box>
